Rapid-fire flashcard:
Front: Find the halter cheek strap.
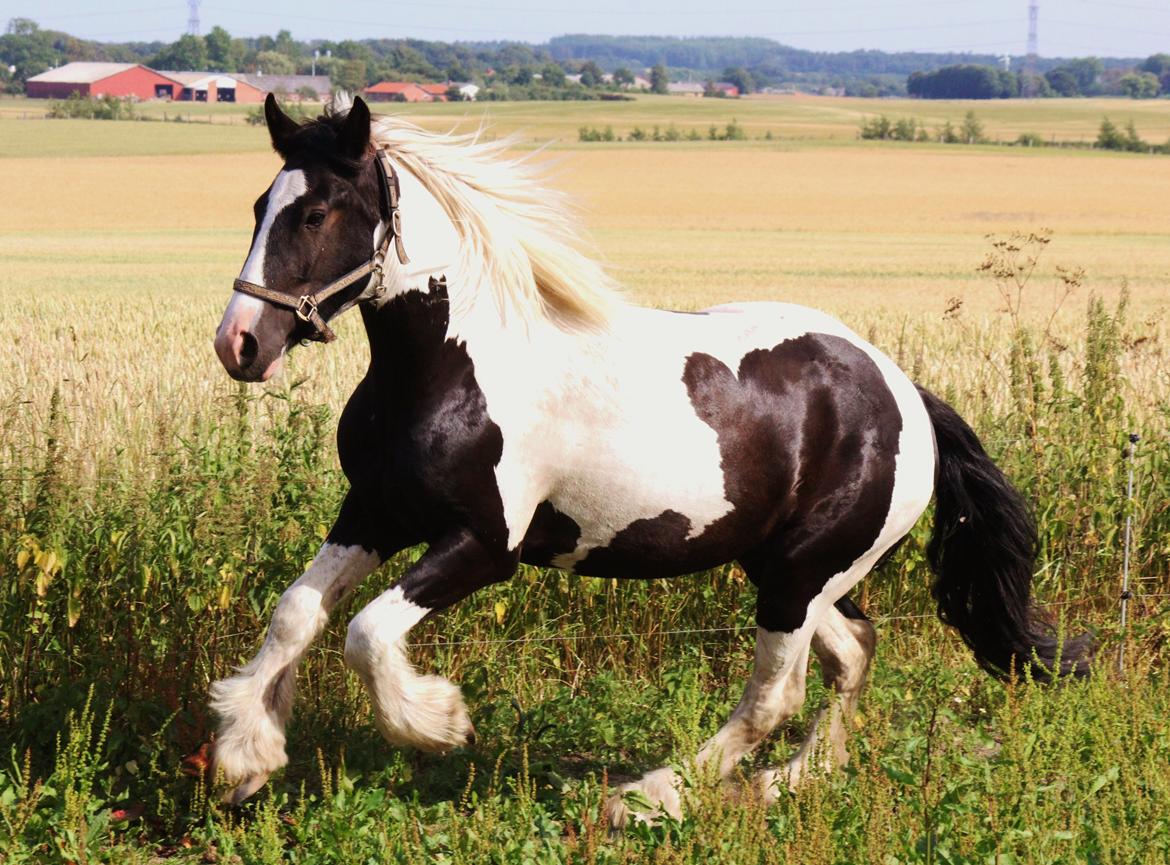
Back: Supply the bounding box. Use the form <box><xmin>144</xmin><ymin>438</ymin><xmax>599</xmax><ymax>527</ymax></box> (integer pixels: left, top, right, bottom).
<box><xmin>231</xmin><ymin>150</ymin><xmax>410</xmax><ymax>343</ymax></box>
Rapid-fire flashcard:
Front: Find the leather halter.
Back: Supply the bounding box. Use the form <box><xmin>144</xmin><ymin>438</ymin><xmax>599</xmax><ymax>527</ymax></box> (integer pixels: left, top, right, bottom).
<box><xmin>231</xmin><ymin>149</ymin><xmax>410</xmax><ymax>343</ymax></box>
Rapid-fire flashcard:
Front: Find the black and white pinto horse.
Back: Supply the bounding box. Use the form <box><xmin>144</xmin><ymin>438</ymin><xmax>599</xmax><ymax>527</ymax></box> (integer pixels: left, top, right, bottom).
<box><xmin>210</xmin><ymin>96</ymin><xmax>1088</xmax><ymax>821</ymax></box>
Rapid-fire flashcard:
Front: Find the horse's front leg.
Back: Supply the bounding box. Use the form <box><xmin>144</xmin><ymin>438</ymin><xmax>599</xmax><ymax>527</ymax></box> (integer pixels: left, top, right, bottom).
<box><xmin>209</xmin><ymin>495</ymin><xmax>395</xmax><ymax>803</ymax></box>
<box><xmin>344</xmin><ymin>527</ymin><xmax>517</xmax><ymax>752</ymax></box>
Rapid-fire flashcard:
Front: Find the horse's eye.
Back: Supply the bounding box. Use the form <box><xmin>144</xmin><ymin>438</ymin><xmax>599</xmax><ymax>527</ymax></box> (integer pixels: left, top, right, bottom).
<box><xmin>305</xmin><ymin>210</ymin><xmax>326</xmax><ymax>229</ymax></box>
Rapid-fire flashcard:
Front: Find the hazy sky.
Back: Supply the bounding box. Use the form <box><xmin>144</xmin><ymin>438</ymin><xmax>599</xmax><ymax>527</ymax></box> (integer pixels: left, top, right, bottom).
<box><xmin>8</xmin><ymin>0</ymin><xmax>1170</xmax><ymax>58</ymax></box>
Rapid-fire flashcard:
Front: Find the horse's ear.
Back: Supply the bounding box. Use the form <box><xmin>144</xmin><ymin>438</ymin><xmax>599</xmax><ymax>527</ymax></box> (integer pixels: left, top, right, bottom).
<box><xmin>337</xmin><ymin>96</ymin><xmax>371</xmax><ymax>161</ymax></box>
<box><xmin>264</xmin><ymin>93</ymin><xmax>300</xmax><ymax>155</ymax></box>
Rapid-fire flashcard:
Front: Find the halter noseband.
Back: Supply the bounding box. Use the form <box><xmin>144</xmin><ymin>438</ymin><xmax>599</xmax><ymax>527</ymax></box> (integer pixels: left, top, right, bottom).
<box><xmin>231</xmin><ymin>149</ymin><xmax>410</xmax><ymax>343</ymax></box>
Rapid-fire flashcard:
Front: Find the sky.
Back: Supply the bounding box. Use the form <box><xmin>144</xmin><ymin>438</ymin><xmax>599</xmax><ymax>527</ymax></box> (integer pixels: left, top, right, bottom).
<box><xmin>8</xmin><ymin>0</ymin><xmax>1170</xmax><ymax>58</ymax></box>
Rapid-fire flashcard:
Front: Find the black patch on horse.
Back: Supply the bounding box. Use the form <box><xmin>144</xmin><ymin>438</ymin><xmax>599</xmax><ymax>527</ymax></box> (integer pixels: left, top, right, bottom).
<box><xmin>329</xmin><ymin>282</ymin><xmax>510</xmax><ymax>563</ymax></box>
<box><xmin>522</xmin><ymin>501</ymin><xmax>584</xmax><ymax>566</ymax></box>
<box><xmin>574</xmin><ymin>333</ymin><xmax>901</xmax><ymax>632</ymax></box>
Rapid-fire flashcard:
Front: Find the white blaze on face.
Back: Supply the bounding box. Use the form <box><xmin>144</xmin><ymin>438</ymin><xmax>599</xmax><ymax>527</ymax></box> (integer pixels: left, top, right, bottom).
<box><xmin>220</xmin><ymin>169</ymin><xmax>309</xmax><ymax>334</ymax></box>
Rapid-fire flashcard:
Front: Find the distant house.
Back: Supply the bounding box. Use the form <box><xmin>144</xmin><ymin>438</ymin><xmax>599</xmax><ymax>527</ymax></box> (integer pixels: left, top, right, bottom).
<box><xmin>418</xmin><ymin>83</ymin><xmax>450</xmax><ymax>102</ymax></box>
<box><xmin>26</xmin><ymin>62</ymin><xmax>182</xmax><ymax>100</ymax></box>
<box><xmin>631</xmin><ymin>75</ymin><xmax>652</xmax><ymax>90</ymax></box>
<box><xmin>235</xmin><ymin>74</ymin><xmax>332</xmax><ymax>101</ymax></box>
<box><xmin>363</xmin><ymin>81</ymin><xmax>433</xmax><ymax>103</ymax></box>
<box><xmin>160</xmin><ymin>71</ymin><xmax>266</xmax><ymax>103</ymax></box>
<box><xmin>709</xmin><ymin>82</ymin><xmax>741</xmax><ymax>97</ymax></box>
<box><xmin>666</xmin><ymin>82</ymin><xmax>704</xmax><ymax>97</ymax></box>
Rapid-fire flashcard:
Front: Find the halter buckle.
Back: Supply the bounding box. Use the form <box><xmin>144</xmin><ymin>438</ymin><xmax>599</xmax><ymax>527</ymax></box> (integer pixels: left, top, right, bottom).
<box><xmin>369</xmin><ymin>262</ymin><xmax>386</xmax><ymax>298</ymax></box>
<box><xmin>295</xmin><ymin>295</ymin><xmax>318</xmax><ymax>323</ymax></box>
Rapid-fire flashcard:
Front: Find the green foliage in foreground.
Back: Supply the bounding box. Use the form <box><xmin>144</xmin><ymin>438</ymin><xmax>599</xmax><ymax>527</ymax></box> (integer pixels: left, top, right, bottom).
<box><xmin>2</xmin><ymin>649</ymin><xmax>1170</xmax><ymax>863</ymax></box>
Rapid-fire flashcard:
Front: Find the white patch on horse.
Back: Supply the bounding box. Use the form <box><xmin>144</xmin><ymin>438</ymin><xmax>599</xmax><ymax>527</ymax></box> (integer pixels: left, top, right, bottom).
<box><xmin>239</xmin><ymin>169</ymin><xmax>308</xmax><ymax>287</ymax></box>
<box><xmin>344</xmin><ymin>586</ymin><xmax>474</xmax><ymax>752</ymax></box>
<box><xmin>368</xmin><ymin>164</ymin><xmax>460</xmax><ymax>306</ymax></box>
<box><xmin>222</xmin><ymin>169</ymin><xmax>309</xmax><ymax>334</ymax></box>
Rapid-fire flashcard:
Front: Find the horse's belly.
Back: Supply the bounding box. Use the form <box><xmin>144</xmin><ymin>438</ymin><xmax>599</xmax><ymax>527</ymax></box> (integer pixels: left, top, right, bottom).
<box><xmin>520</xmin><ymin>493</ymin><xmax>768</xmax><ymax>578</ymax></box>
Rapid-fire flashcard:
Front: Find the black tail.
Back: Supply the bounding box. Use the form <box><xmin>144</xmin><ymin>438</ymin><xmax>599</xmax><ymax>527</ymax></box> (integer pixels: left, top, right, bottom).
<box><xmin>917</xmin><ymin>387</ymin><xmax>1092</xmax><ymax>681</ymax></box>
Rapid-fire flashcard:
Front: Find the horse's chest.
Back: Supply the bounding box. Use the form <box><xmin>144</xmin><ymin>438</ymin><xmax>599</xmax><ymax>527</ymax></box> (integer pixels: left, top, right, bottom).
<box><xmin>338</xmin><ymin>363</ymin><xmax>510</xmax><ymax>547</ymax></box>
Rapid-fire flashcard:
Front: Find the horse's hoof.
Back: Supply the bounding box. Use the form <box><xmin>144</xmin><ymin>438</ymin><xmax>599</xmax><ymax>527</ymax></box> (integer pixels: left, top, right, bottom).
<box><xmin>223</xmin><ymin>772</ymin><xmax>270</xmax><ymax>805</ymax></box>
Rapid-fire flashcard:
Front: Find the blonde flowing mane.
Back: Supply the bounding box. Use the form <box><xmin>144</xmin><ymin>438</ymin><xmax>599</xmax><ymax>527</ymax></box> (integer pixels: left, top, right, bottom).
<box><xmin>355</xmin><ymin>105</ymin><xmax>623</xmax><ymax>331</ymax></box>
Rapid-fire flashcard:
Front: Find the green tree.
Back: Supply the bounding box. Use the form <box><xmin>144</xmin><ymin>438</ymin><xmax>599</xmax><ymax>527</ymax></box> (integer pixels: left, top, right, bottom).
<box><xmin>334</xmin><ymin>59</ymin><xmax>367</xmax><ymax>93</ymax></box>
<box><xmin>1045</xmin><ymin>68</ymin><xmax>1078</xmax><ymax>97</ymax></box>
<box><xmin>0</xmin><ymin>18</ymin><xmax>59</xmax><ymax>81</ymax></box>
<box><xmin>274</xmin><ymin>29</ymin><xmax>298</xmax><ymax>60</ymax></box>
<box><xmin>612</xmin><ymin>66</ymin><xmax>634</xmax><ymax>87</ymax></box>
<box><xmin>1122</xmin><ymin>119</ymin><xmax>1146</xmax><ymax>151</ymax></box>
<box><xmin>1140</xmin><ymin>53</ymin><xmax>1170</xmax><ymax>77</ymax></box>
<box><xmin>205</xmin><ymin>25</ymin><xmax>233</xmax><ymax>71</ymax></box>
<box><xmin>151</xmin><ymin>34</ymin><xmax>208</xmax><ymax>71</ymax></box>
<box><xmin>578</xmin><ymin>60</ymin><xmax>604</xmax><ymax>88</ymax></box>
<box><xmin>722</xmin><ymin>66</ymin><xmax>754</xmax><ymax>95</ymax></box>
<box><xmin>1119</xmin><ymin>71</ymin><xmax>1159</xmax><ymax>99</ymax></box>
<box><xmin>1061</xmin><ymin>58</ymin><xmax>1103</xmax><ymax>94</ymax></box>
<box><xmin>255</xmin><ymin>50</ymin><xmax>295</xmax><ymax>76</ymax></box>
<box><xmin>1019</xmin><ymin>72</ymin><xmax>1052</xmax><ymax>97</ymax></box>
<box><xmin>961</xmin><ymin>110</ymin><xmax>985</xmax><ymax>144</ymax></box>
<box><xmin>650</xmin><ymin>63</ymin><xmax>668</xmax><ymax>94</ymax></box>
<box><xmin>540</xmin><ymin>63</ymin><xmax>565</xmax><ymax>87</ymax></box>
<box><xmin>1139</xmin><ymin>53</ymin><xmax>1170</xmax><ymax>93</ymax></box>
<box><xmin>1097</xmin><ymin>117</ymin><xmax>1125</xmax><ymax>150</ymax></box>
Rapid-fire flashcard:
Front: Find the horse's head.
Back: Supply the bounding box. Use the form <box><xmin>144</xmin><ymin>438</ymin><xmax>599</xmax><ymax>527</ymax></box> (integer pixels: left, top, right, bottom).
<box><xmin>214</xmin><ymin>94</ymin><xmax>392</xmax><ymax>381</ymax></box>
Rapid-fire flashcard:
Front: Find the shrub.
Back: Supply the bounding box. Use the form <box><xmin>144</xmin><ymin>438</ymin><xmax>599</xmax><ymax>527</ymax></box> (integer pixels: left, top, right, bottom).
<box><xmin>722</xmin><ymin>119</ymin><xmax>746</xmax><ymax>141</ymax></box>
<box><xmin>961</xmin><ymin>110</ymin><xmax>986</xmax><ymax>144</ymax></box>
<box><xmin>859</xmin><ymin>115</ymin><xmax>893</xmax><ymax>140</ymax></box>
<box><xmin>1098</xmin><ymin>117</ymin><xmax>1147</xmax><ymax>152</ymax></box>
<box><xmin>46</xmin><ymin>93</ymin><xmax>137</xmax><ymax>121</ymax></box>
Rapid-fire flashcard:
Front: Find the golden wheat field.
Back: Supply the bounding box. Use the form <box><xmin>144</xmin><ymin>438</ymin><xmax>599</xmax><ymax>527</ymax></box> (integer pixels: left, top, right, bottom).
<box><xmin>1</xmin><ymin>98</ymin><xmax>1167</xmax><ymax>473</ymax></box>
<box><xmin>3</xmin><ymin>97</ymin><xmax>1170</xmax><ymax>863</ymax></box>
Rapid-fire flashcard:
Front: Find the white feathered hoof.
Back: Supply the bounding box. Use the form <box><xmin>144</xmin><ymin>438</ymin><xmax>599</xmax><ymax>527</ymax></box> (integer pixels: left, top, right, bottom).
<box><xmin>222</xmin><ymin>771</ymin><xmax>271</xmax><ymax>805</ymax></box>
<box><xmin>605</xmin><ymin>768</ymin><xmax>683</xmax><ymax>830</ymax></box>
<box><xmin>208</xmin><ymin>674</ymin><xmax>289</xmax><ymax>802</ymax></box>
<box><xmin>375</xmin><ymin>673</ymin><xmax>476</xmax><ymax>753</ymax></box>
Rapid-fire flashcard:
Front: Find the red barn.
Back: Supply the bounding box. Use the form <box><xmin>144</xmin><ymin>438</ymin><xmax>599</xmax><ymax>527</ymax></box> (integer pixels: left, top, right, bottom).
<box><xmin>363</xmin><ymin>82</ymin><xmax>434</xmax><ymax>103</ymax></box>
<box><xmin>26</xmin><ymin>62</ymin><xmax>183</xmax><ymax>100</ymax></box>
<box><xmin>161</xmin><ymin>72</ymin><xmax>267</xmax><ymax>103</ymax></box>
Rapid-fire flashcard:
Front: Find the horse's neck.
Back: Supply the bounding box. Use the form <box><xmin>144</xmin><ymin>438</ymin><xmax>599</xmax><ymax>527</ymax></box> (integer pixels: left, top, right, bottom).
<box><xmin>358</xmin><ymin>156</ymin><xmax>572</xmax><ymax>402</ymax></box>
<box><xmin>359</xmin><ymin>286</ymin><xmax>452</xmax><ymax>390</ymax></box>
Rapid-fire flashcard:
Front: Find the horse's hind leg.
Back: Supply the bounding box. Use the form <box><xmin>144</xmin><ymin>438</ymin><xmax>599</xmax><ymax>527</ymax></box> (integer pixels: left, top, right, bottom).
<box><xmin>605</xmin><ymin>552</ymin><xmax>885</xmax><ymax>829</ymax></box>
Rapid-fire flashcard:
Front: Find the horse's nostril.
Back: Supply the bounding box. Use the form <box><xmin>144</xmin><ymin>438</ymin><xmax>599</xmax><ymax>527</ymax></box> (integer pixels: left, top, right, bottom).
<box><xmin>239</xmin><ymin>331</ymin><xmax>259</xmax><ymax>367</ymax></box>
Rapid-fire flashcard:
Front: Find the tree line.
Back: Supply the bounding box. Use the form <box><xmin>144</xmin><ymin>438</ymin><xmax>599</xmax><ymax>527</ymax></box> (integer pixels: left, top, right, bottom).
<box><xmin>908</xmin><ymin>56</ymin><xmax>1170</xmax><ymax>100</ymax></box>
<box><xmin>3</xmin><ymin>19</ymin><xmax>1161</xmax><ymax>99</ymax></box>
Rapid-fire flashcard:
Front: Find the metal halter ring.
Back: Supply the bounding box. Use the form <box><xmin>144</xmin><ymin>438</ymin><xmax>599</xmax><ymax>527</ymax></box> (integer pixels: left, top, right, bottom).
<box><xmin>295</xmin><ymin>295</ymin><xmax>318</xmax><ymax>323</ymax></box>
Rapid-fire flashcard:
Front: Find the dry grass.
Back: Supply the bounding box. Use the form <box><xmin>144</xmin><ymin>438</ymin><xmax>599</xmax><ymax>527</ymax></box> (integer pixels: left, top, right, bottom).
<box><xmin>1</xmin><ymin>112</ymin><xmax>1167</xmax><ymax>473</ymax></box>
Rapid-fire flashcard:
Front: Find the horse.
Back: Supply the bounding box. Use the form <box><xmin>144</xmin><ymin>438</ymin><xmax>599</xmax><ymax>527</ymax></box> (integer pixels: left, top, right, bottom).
<box><xmin>209</xmin><ymin>94</ymin><xmax>1089</xmax><ymax>822</ymax></box>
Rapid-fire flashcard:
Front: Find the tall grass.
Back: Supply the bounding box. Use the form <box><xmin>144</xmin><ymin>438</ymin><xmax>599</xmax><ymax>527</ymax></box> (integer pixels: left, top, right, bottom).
<box><xmin>0</xmin><ymin>236</ymin><xmax>1167</xmax><ymax>860</ymax></box>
